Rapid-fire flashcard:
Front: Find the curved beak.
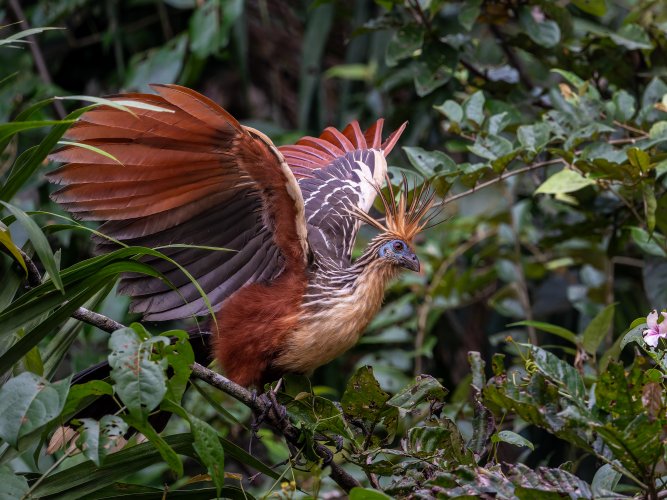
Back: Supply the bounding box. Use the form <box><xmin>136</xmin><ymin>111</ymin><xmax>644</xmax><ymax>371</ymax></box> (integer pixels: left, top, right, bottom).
<box><xmin>400</xmin><ymin>251</ymin><xmax>420</xmax><ymax>272</ymax></box>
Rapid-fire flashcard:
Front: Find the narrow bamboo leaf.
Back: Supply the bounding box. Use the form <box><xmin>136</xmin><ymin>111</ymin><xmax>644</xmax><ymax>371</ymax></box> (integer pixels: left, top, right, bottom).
<box><xmin>0</xmin><ymin>372</ymin><xmax>70</xmax><ymax>448</ymax></box>
<box><xmin>0</xmin><ymin>26</ymin><xmax>64</xmax><ymax>46</ymax></box>
<box><xmin>508</xmin><ymin>320</ymin><xmax>577</xmax><ymax>344</ymax></box>
<box><xmin>108</xmin><ymin>326</ymin><xmax>169</xmax><ymax>419</ymax></box>
<box><xmin>581</xmin><ymin>304</ymin><xmax>615</xmax><ymax>354</ymax></box>
<box><xmin>56</xmin><ymin>95</ymin><xmax>174</xmax><ymax>115</ymax></box>
<box><xmin>57</xmin><ymin>140</ymin><xmax>123</xmax><ymax>165</ymax></box>
<box><xmin>122</xmin><ymin>414</ymin><xmax>183</xmax><ymax>476</ymax></box>
<box><xmin>0</xmin><ymin>223</ymin><xmax>26</xmax><ymax>276</ymax></box>
<box><xmin>0</xmin><ymin>202</ymin><xmax>63</xmax><ymax>292</ymax></box>
<box><xmin>0</xmin><ymin>120</ymin><xmax>75</xmax><ymax>142</ymax></box>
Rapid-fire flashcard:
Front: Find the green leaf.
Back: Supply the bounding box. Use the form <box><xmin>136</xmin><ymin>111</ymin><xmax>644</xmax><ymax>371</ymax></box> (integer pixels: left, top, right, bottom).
<box><xmin>190</xmin><ymin>415</ymin><xmax>225</xmax><ymax>497</ymax></box>
<box><xmin>32</xmin><ymin>432</ymin><xmax>278</xmax><ymax>498</ymax></box>
<box><xmin>526</xmin><ymin>345</ymin><xmax>586</xmax><ymax>402</ymax></box>
<box><xmin>463</xmin><ymin>91</ymin><xmax>485</xmax><ymax>126</ymax></box>
<box><xmin>581</xmin><ymin>304</ymin><xmax>615</xmax><ymax>354</ymax></box>
<box><xmin>591</xmin><ymin>464</ymin><xmax>621</xmax><ymax>496</ymax></box>
<box><xmin>519</xmin><ymin>7</ymin><xmax>560</xmax><ymax>48</ymax></box>
<box><xmin>341</xmin><ymin>366</ymin><xmax>390</xmax><ymax>421</ymax></box>
<box><xmin>0</xmin><ymin>26</ymin><xmax>64</xmax><ymax>46</ymax></box>
<box><xmin>571</xmin><ymin>0</ymin><xmax>606</xmax><ymax>16</ymax></box>
<box><xmin>609</xmin><ymin>24</ymin><xmax>652</xmax><ymax>50</ymax></box>
<box><xmin>164</xmin><ymin>330</ymin><xmax>194</xmax><ymax>402</ymax></box>
<box><xmin>613</xmin><ymin>90</ymin><xmax>636</xmax><ymax>121</ymax></box>
<box><xmin>434</xmin><ymin>99</ymin><xmax>463</xmax><ymax>123</ymax></box>
<box><xmin>386</xmin><ymin>25</ymin><xmax>423</xmax><ymax>67</ymax></box>
<box><xmin>0</xmin><ymin>372</ymin><xmax>70</xmax><ymax>448</ymax></box>
<box><xmin>535</xmin><ymin>168</ymin><xmax>595</xmax><ymax>195</ymax></box>
<box><xmin>517</xmin><ymin>123</ymin><xmax>551</xmax><ymax>152</ymax></box>
<box><xmin>0</xmin><ymin>465</ymin><xmax>29</xmax><ymax>499</ymax></box>
<box><xmin>123</xmin><ymin>414</ymin><xmax>183</xmax><ymax>476</ymax></box>
<box><xmin>627</xmin><ymin>147</ymin><xmax>650</xmax><ymax>174</ymax></box>
<box><xmin>387</xmin><ymin>375</ymin><xmax>447</xmax><ymax>410</ymax></box>
<box><xmin>408</xmin><ymin>419</ymin><xmax>475</xmax><ymax>464</ymax></box>
<box><xmin>403</xmin><ymin>146</ymin><xmax>457</xmax><ymax>178</ymax></box>
<box><xmin>125</xmin><ymin>34</ymin><xmax>188</xmax><ymax>92</ymax></box>
<box><xmin>189</xmin><ymin>0</ymin><xmax>222</xmax><ymax>58</ymax></box>
<box><xmin>644</xmin><ymin>256</ymin><xmax>667</xmax><ymax>308</ymax></box>
<box><xmin>350</xmin><ymin>487</ymin><xmax>392</xmax><ymax>500</ymax></box>
<box><xmin>508</xmin><ymin>321</ymin><xmax>577</xmax><ymax>344</ymax></box>
<box><xmin>630</xmin><ymin>227</ymin><xmax>667</xmax><ymax>257</ymax></box>
<box><xmin>643</xmin><ymin>183</ymin><xmax>657</xmax><ymax>234</ymax></box>
<box><xmin>0</xmin><ymin>120</ymin><xmax>75</xmax><ymax>143</ymax></box>
<box><xmin>492</xmin><ymin>430</ymin><xmax>534</xmax><ymax>450</ymax></box>
<box><xmin>56</xmin><ymin>140</ymin><xmax>123</xmax><ymax>165</ymax></box>
<box><xmin>77</xmin><ymin>415</ymin><xmax>128</xmax><ymax>467</ymax></box>
<box><xmin>413</xmin><ymin>43</ymin><xmax>457</xmax><ymax>97</ymax></box>
<box><xmin>458</xmin><ymin>0</ymin><xmax>482</xmax><ymax>31</ymax></box>
<box><xmin>0</xmin><ymin>203</ymin><xmax>63</xmax><ymax>292</ymax></box>
<box><xmin>0</xmin><ymin>223</ymin><xmax>26</xmax><ymax>276</ymax></box>
<box><xmin>108</xmin><ymin>326</ymin><xmax>169</xmax><ymax>420</ymax></box>
<box><xmin>620</xmin><ymin>323</ymin><xmax>647</xmax><ymax>350</ymax></box>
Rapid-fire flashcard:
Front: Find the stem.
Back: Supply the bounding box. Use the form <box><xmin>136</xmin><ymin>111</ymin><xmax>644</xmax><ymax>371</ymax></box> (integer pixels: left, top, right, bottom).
<box><xmin>437</xmin><ymin>158</ymin><xmax>564</xmax><ymax>208</ymax></box>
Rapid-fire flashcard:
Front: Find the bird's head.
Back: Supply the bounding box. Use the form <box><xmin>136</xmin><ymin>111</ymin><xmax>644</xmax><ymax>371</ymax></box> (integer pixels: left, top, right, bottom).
<box><xmin>377</xmin><ymin>238</ymin><xmax>420</xmax><ymax>272</ymax></box>
<box><xmin>353</xmin><ymin>174</ymin><xmax>438</xmax><ymax>274</ymax></box>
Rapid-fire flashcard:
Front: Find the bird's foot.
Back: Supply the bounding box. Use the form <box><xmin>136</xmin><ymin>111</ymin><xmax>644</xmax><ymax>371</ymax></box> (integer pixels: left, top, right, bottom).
<box><xmin>251</xmin><ymin>389</ymin><xmax>288</xmax><ymax>436</ymax></box>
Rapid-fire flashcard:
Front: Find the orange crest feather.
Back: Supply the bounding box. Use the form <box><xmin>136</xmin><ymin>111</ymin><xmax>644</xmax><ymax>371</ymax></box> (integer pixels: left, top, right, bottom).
<box><xmin>354</xmin><ymin>175</ymin><xmax>436</xmax><ymax>243</ymax></box>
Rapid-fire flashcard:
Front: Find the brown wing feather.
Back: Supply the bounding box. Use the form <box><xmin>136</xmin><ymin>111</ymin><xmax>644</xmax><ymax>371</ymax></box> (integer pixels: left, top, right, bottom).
<box><xmin>48</xmin><ymin>84</ymin><xmax>308</xmax><ymax>320</ymax></box>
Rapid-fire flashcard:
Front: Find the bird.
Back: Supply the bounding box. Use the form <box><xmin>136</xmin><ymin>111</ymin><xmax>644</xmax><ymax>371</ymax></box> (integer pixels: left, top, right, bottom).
<box><xmin>48</xmin><ymin>84</ymin><xmax>435</xmax><ymax>388</ymax></box>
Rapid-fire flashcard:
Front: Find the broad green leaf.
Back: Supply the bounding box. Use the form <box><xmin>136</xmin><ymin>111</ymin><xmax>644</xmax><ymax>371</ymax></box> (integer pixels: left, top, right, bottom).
<box><xmin>492</xmin><ymin>430</ymin><xmax>534</xmax><ymax>450</ymax></box>
<box><xmin>386</xmin><ymin>375</ymin><xmax>447</xmax><ymax>410</ymax></box>
<box><xmin>535</xmin><ymin>168</ymin><xmax>595</xmax><ymax>195</ymax></box>
<box><xmin>627</xmin><ymin>147</ymin><xmax>650</xmax><ymax>174</ymax></box>
<box><xmin>189</xmin><ymin>0</ymin><xmax>222</xmax><ymax>58</ymax></box>
<box><xmin>517</xmin><ymin>123</ymin><xmax>551</xmax><ymax>152</ymax></box>
<box><xmin>644</xmin><ymin>256</ymin><xmax>667</xmax><ymax>308</ymax></box>
<box><xmin>609</xmin><ymin>24</ymin><xmax>652</xmax><ymax>50</ymax></box>
<box><xmin>630</xmin><ymin>227</ymin><xmax>667</xmax><ymax>257</ymax></box>
<box><xmin>458</xmin><ymin>0</ymin><xmax>482</xmax><ymax>31</ymax></box>
<box><xmin>434</xmin><ymin>100</ymin><xmax>463</xmax><ymax>123</ymax></box>
<box><xmin>571</xmin><ymin>0</ymin><xmax>606</xmax><ymax>16</ymax></box>
<box><xmin>581</xmin><ymin>304</ymin><xmax>615</xmax><ymax>354</ymax></box>
<box><xmin>591</xmin><ymin>464</ymin><xmax>621</xmax><ymax>496</ymax></box>
<box><xmin>526</xmin><ymin>345</ymin><xmax>586</xmax><ymax>403</ymax></box>
<box><xmin>0</xmin><ymin>202</ymin><xmax>63</xmax><ymax>292</ymax></box>
<box><xmin>164</xmin><ymin>330</ymin><xmax>194</xmax><ymax>402</ymax></box>
<box><xmin>0</xmin><ymin>372</ymin><xmax>70</xmax><ymax>448</ymax></box>
<box><xmin>350</xmin><ymin>487</ymin><xmax>392</xmax><ymax>500</ymax></box>
<box><xmin>190</xmin><ymin>415</ymin><xmax>225</xmax><ymax>497</ymax></box>
<box><xmin>403</xmin><ymin>146</ymin><xmax>456</xmax><ymax>178</ymax></box>
<box><xmin>413</xmin><ymin>43</ymin><xmax>457</xmax><ymax>97</ymax></box>
<box><xmin>62</xmin><ymin>380</ymin><xmax>114</xmax><ymax>418</ymax></box>
<box><xmin>508</xmin><ymin>321</ymin><xmax>577</xmax><ymax>344</ymax></box>
<box><xmin>620</xmin><ymin>324</ymin><xmax>647</xmax><ymax>350</ymax></box>
<box><xmin>0</xmin><ymin>465</ymin><xmax>29</xmax><ymax>499</ymax></box>
<box><xmin>386</xmin><ymin>25</ymin><xmax>423</xmax><ymax>67</ymax></box>
<box><xmin>77</xmin><ymin>416</ymin><xmax>128</xmax><ymax>466</ymax></box>
<box><xmin>125</xmin><ymin>34</ymin><xmax>188</xmax><ymax>92</ymax></box>
<box><xmin>613</xmin><ymin>90</ymin><xmax>636</xmax><ymax>121</ymax></box>
<box><xmin>463</xmin><ymin>91</ymin><xmax>485</xmax><ymax>126</ymax></box>
<box><xmin>408</xmin><ymin>419</ymin><xmax>475</xmax><ymax>464</ymax></box>
<box><xmin>519</xmin><ymin>7</ymin><xmax>560</xmax><ymax>48</ymax></box>
<box><xmin>341</xmin><ymin>366</ymin><xmax>390</xmax><ymax>421</ymax></box>
<box><xmin>108</xmin><ymin>326</ymin><xmax>169</xmax><ymax>420</ymax></box>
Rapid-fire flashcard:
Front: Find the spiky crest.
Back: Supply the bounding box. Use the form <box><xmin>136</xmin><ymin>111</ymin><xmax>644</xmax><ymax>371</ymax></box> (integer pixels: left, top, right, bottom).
<box><xmin>352</xmin><ymin>174</ymin><xmax>437</xmax><ymax>244</ymax></box>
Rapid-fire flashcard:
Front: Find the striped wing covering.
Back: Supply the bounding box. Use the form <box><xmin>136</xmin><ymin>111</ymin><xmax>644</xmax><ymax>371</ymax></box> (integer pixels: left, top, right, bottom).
<box><xmin>280</xmin><ymin>120</ymin><xmax>406</xmax><ymax>266</ymax></box>
<box><xmin>48</xmin><ymin>85</ymin><xmax>308</xmax><ymax>321</ymax></box>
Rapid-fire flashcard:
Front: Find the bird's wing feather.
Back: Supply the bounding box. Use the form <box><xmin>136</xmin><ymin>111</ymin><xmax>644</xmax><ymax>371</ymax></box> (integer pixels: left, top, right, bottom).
<box><xmin>279</xmin><ymin>120</ymin><xmax>406</xmax><ymax>266</ymax></box>
<box><xmin>48</xmin><ymin>84</ymin><xmax>308</xmax><ymax>321</ymax></box>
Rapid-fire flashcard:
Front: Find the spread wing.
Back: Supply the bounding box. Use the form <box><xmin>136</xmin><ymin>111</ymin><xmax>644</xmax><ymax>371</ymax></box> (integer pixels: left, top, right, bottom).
<box><xmin>279</xmin><ymin>120</ymin><xmax>406</xmax><ymax>266</ymax></box>
<box><xmin>48</xmin><ymin>84</ymin><xmax>308</xmax><ymax>321</ymax></box>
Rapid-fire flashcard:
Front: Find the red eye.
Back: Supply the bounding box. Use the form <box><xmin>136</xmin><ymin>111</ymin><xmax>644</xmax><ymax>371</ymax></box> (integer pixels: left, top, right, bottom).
<box><xmin>393</xmin><ymin>241</ymin><xmax>404</xmax><ymax>251</ymax></box>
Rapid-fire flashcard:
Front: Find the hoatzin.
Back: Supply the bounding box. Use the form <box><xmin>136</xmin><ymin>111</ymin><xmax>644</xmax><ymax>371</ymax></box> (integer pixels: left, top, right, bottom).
<box><xmin>48</xmin><ymin>84</ymin><xmax>435</xmax><ymax>388</ymax></box>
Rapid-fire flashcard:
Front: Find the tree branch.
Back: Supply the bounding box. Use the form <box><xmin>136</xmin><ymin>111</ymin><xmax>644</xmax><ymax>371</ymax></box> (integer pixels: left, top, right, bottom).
<box><xmin>15</xmin><ymin>249</ymin><xmax>361</xmax><ymax>492</ymax></box>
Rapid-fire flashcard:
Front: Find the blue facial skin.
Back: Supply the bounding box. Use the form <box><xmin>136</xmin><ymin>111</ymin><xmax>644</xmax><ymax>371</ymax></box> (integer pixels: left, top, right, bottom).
<box><xmin>379</xmin><ymin>239</ymin><xmax>420</xmax><ymax>272</ymax></box>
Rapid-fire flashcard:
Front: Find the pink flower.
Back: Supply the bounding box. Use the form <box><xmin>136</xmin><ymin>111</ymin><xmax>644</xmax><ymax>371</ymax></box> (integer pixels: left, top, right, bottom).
<box><xmin>643</xmin><ymin>310</ymin><xmax>667</xmax><ymax>348</ymax></box>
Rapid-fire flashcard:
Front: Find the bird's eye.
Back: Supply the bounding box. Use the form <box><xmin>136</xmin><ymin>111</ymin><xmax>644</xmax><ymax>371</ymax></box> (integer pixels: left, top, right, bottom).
<box><xmin>393</xmin><ymin>241</ymin><xmax>404</xmax><ymax>251</ymax></box>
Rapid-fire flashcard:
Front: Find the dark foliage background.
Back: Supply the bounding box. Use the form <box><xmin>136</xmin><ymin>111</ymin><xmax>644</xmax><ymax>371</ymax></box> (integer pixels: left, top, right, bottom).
<box><xmin>1</xmin><ymin>0</ymin><xmax>667</xmax><ymax>498</ymax></box>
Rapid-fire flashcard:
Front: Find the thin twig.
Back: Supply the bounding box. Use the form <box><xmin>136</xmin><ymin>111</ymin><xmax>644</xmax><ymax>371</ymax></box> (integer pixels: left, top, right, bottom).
<box><xmin>7</xmin><ymin>0</ymin><xmax>66</xmax><ymax>119</ymax></box>
<box><xmin>437</xmin><ymin>158</ymin><xmax>564</xmax><ymax>208</ymax></box>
